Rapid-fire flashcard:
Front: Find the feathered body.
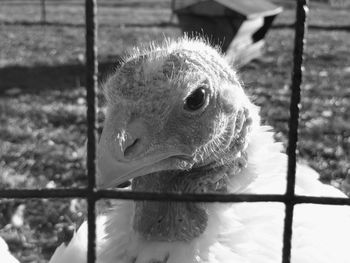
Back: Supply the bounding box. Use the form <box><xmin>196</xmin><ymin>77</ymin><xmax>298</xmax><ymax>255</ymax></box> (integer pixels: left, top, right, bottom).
<box><xmin>50</xmin><ymin>38</ymin><xmax>350</xmax><ymax>263</ymax></box>
<box><xmin>50</xmin><ymin>126</ymin><xmax>350</xmax><ymax>263</ymax></box>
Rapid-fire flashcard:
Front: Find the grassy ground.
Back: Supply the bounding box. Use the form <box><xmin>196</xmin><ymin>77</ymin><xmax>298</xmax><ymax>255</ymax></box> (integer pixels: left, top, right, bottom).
<box><xmin>0</xmin><ymin>1</ymin><xmax>349</xmax><ymax>262</ymax></box>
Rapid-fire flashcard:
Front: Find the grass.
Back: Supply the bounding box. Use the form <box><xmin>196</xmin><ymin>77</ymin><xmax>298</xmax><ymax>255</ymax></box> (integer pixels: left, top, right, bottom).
<box><xmin>0</xmin><ymin>0</ymin><xmax>349</xmax><ymax>262</ymax></box>
<box><xmin>241</xmin><ymin>29</ymin><xmax>350</xmax><ymax>182</ymax></box>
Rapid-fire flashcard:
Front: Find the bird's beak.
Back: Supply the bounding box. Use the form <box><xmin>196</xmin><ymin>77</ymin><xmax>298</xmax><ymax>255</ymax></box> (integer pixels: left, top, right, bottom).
<box><xmin>97</xmin><ymin>141</ymin><xmax>184</xmax><ymax>188</ymax></box>
<box><xmin>96</xmin><ymin>112</ymin><xmax>190</xmax><ymax>188</ymax></box>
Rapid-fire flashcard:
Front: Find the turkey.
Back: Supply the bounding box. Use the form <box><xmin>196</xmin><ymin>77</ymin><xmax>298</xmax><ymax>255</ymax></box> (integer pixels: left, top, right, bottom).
<box><xmin>49</xmin><ymin>38</ymin><xmax>350</xmax><ymax>263</ymax></box>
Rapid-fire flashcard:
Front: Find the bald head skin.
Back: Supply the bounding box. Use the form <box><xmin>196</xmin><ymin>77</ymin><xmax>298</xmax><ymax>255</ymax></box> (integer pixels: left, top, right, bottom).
<box><xmin>98</xmin><ymin>38</ymin><xmax>259</xmax><ymax>241</ymax></box>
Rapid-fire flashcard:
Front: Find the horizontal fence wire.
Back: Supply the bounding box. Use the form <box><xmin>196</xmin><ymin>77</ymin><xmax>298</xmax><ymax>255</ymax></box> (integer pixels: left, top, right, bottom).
<box><xmin>282</xmin><ymin>0</ymin><xmax>309</xmax><ymax>263</ymax></box>
<box><xmin>1</xmin><ymin>189</ymin><xmax>350</xmax><ymax>205</ymax></box>
<box><xmin>85</xmin><ymin>0</ymin><xmax>98</xmax><ymax>262</ymax></box>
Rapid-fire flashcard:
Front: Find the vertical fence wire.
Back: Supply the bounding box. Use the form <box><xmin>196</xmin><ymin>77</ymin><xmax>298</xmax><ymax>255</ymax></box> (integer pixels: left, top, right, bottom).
<box><xmin>282</xmin><ymin>0</ymin><xmax>309</xmax><ymax>262</ymax></box>
<box><xmin>85</xmin><ymin>0</ymin><xmax>98</xmax><ymax>262</ymax></box>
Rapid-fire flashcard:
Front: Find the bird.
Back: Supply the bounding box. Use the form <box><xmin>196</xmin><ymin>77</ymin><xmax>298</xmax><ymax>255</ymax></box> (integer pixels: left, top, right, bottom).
<box><xmin>49</xmin><ymin>37</ymin><xmax>350</xmax><ymax>263</ymax></box>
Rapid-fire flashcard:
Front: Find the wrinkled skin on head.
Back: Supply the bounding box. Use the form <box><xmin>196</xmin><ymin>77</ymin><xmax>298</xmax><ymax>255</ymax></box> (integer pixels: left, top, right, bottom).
<box><xmin>98</xmin><ymin>38</ymin><xmax>258</xmax><ymax>242</ymax></box>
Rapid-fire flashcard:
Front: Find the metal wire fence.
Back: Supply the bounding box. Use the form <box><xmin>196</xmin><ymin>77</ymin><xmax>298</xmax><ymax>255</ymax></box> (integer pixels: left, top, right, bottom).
<box><xmin>1</xmin><ymin>0</ymin><xmax>350</xmax><ymax>263</ymax></box>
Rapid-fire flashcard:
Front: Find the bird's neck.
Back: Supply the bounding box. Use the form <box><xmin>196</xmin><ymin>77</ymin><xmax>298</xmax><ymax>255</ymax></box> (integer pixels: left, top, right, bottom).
<box><xmin>131</xmin><ymin>153</ymin><xmax>248</xmax><ymax>242</ymax></box>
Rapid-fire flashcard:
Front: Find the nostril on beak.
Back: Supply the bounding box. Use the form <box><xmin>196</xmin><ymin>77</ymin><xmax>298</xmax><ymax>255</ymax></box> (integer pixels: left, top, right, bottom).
<box><xmin>124</xmin><ymin>138</ymin><xmax>142</xmax><ymax>159</ymax></box>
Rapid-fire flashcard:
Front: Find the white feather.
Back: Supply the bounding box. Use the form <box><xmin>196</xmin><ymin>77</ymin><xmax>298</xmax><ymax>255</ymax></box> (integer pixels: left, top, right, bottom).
<box><xmin>0</xmin><ymin>236</ymin><xmax>20</xmax><ymax>263</ymax></box>
<box><xmin>49</xmin><ymin>126</ymin><xmax>350</xmax><ymax>263</ymax></box>
<box><xmin>49</xmin><ymin>216</ymin><xmax>107</xmax><ymax>263</ymax></box>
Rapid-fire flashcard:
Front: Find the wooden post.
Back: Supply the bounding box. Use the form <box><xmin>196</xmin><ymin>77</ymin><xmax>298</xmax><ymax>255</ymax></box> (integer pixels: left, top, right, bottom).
<box><xmin>40</xmin><ymin>0</ymin><xmax>46</xmax><ymax>24</ymax></box>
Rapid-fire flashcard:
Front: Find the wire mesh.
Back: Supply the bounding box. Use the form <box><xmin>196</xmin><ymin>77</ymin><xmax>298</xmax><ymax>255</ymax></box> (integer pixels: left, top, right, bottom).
<box><xmin>1</xmin><ymin>0</ymin><xmax>350</xmax><ymax>263</ymax></box>
<box><xmin>282</xmin><ymin>0</ymin><xmax>309</xmax><ymax>262</ymax></box>
<box><xmin>1</xmin><ymin>189</ymin><xmax>350</xmax><ymax>205</ymax></box>
<box><xmin>85</xmin><ymin>0</ymin><xmax>98</xmax><ymax>262</ymax></box>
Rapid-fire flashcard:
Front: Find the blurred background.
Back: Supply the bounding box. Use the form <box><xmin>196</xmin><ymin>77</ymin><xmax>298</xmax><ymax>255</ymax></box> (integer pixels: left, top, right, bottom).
<box><xmin>0</xmin><ymin>0</ymin><xmax>349</xmax><ymax>262</ymax></box>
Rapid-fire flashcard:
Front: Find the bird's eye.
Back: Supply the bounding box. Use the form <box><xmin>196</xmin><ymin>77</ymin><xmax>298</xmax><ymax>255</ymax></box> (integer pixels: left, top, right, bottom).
<box><xmin>184</xmin><ymin>87</ymin><xmax>207</xmax><ymax>111</ymax></box>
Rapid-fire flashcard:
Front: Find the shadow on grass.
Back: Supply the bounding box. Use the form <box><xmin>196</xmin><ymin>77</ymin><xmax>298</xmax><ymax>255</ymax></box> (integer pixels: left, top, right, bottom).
<box><xmin>0</xmin><ymin>59</ymin><xmax>122</xmax><ymax>95</ymax></box>
<box><xmin>0</xmin><ymin>1</ymin><xmax>171</xmax><ymax>8</ymax></box>
<box><xmin>1</xmin><ymin>20</ymin><xmax>179</xmax><ymax>28</ymax></box>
